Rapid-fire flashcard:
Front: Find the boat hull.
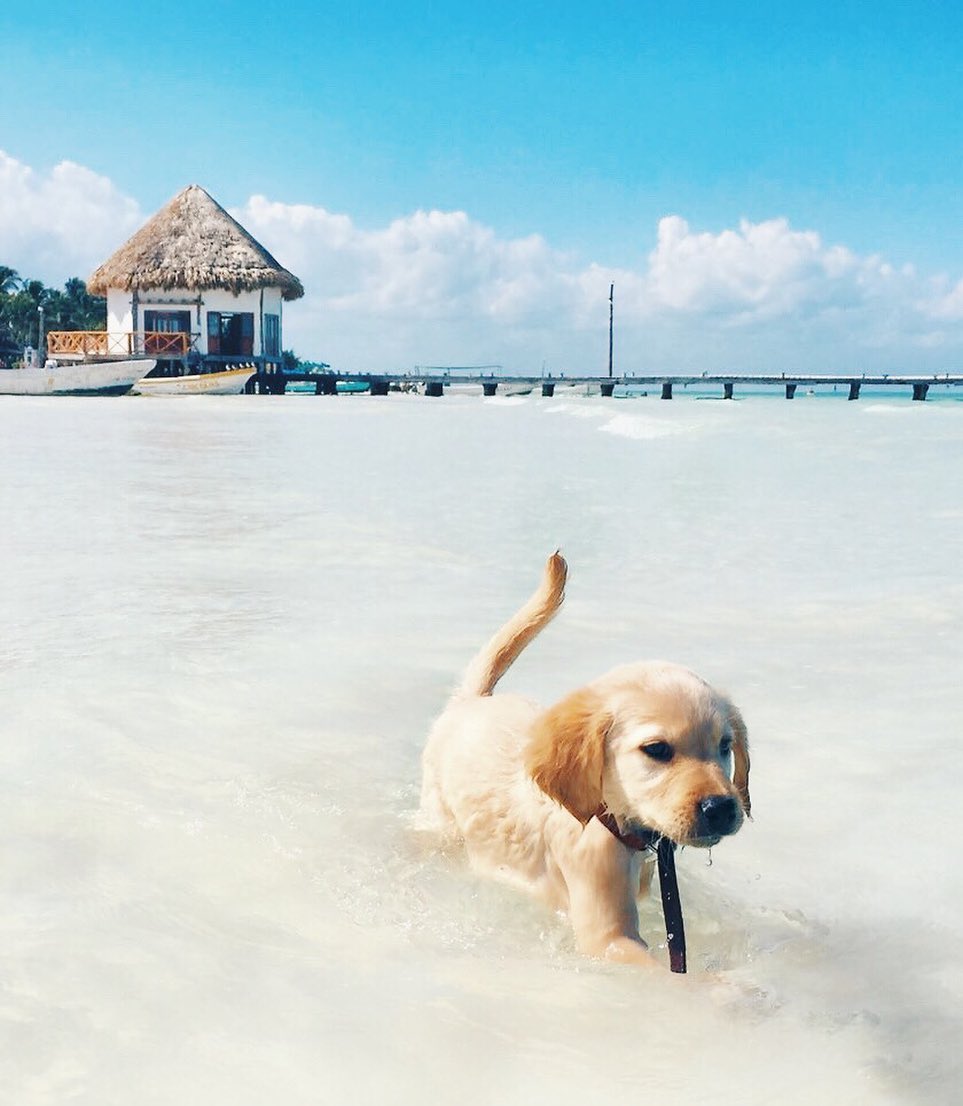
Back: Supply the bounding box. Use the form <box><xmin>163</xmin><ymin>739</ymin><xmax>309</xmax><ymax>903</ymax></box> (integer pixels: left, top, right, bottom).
<box><xmin>0</xmin><ymin>359</ymin><xmax>154</xmax><ymax>396</ymax></box>
<box><xmin>131</xmin><ymin>367</ymin><xmax>254</xmax><ymax>396</ymax></box>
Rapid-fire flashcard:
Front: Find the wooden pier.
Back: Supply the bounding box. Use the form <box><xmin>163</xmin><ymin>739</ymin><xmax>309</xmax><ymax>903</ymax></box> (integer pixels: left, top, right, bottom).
<box><xmin>250</xmin><ymin>370</ymin><xmax>963</xmax><ymax>402</ymax></box>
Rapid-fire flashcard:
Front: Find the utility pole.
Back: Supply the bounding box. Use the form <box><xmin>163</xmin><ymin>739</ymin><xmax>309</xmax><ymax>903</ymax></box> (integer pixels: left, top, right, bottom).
<box><xmin>608</xmin><ymin>283</ymin><xmax>614</xmax><ymax>378</ymax></box>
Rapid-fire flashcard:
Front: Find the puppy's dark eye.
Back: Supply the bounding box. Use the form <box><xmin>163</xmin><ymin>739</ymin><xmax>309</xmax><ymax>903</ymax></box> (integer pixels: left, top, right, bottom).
<box><xmin>641</xmin><ymin>741</ymin><xmax>673</xmax><ymax>763</ymax></box>
<box><xmin>719</xmin><ymin>737</ymin><xmax>733</xmax><ymax>757</ymax></box>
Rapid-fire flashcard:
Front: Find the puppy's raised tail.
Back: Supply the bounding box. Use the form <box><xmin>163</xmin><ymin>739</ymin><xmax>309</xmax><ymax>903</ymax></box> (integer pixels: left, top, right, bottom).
<box><xmin>454</xmin><ymin>552</ymin><xmax>568</xmax><ymax>700</ymax></box>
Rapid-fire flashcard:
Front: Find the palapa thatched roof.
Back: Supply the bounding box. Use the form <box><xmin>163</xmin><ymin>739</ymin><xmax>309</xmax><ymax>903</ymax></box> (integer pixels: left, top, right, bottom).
<box><xmin>88</xmin><ymin>184</ymin><xmax>304</xmax><ymax>300</ymax></box>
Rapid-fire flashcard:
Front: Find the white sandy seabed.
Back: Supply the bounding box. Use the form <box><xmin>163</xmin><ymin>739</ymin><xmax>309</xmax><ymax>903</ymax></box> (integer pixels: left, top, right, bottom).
<box><xmin>1</xmin><ymin>391</ymin><xmax>961</xmax><ymax>1106</ymax></box>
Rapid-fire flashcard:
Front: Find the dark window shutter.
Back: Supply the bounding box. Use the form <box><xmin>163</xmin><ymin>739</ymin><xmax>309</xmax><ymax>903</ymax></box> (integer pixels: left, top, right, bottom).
<box><xmin>144</xmin><ymin>310</ymin><xmax>159</xmax><ymax>353</ymax></box>
<box><xmin>240</xmin><ymin>313</ymin><xmax>254</xmax><ymax>356</ymax></box>
<box><xmin>263</xmin><ymin>314</ymin><xmax>280</xmax><ymax>356</ymax></box>
<box><xmin>207</xmin><ymin>312</ymin><xmax>220</xmax><ymax>354</ymax></box>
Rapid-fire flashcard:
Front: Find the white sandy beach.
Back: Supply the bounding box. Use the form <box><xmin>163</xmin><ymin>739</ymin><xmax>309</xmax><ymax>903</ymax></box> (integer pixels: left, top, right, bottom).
<box><xmin>1</xmin><ymin>392</ymin><xmax>961</xmax><ymax>1105</ymax></box>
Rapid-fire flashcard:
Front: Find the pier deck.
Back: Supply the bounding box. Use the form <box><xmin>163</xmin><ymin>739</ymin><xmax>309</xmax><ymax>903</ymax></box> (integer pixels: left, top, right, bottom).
<box><xmin>252</xmin><ymin>370</ymin><xmax>963</xmax><ymax>401</ymax></box>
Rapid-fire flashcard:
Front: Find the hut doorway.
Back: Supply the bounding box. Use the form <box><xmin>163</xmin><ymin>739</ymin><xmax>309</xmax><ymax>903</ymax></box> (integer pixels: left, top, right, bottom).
<box><xmin>207</xmin><ymin>311</ymin><xmax>254</xmax><ymax>357</ymax></box>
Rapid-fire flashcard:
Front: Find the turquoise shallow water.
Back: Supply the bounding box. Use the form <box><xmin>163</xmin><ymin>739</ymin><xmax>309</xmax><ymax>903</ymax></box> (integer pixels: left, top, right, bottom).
<box><xmin>1</xmin><ymin>393</ymin><xmax>961</xmax><ymax>1105</ymax></box>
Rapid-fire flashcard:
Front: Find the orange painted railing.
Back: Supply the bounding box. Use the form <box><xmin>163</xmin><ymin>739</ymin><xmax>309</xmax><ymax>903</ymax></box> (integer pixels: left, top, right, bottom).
<box><xmin>142</xmin><ymin>331</ymin><xmax>192</xmax><ymax>355</ymax></box>
<box><xmin>47</xmin><ymin>331</ymin><xmax>193</xmax><ymax>358</ymax></box>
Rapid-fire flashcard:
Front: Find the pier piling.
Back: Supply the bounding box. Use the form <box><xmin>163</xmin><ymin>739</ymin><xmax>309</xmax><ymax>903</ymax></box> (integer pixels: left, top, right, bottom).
<box><xmin>848</xmin><ymin>382</ymin><xmax>861</xmax><ymax>401</ymax></box>
<box><xmin>661</xmin><ymin>381</ymin><xmax>673</xmax><ymax>400</ymax></box>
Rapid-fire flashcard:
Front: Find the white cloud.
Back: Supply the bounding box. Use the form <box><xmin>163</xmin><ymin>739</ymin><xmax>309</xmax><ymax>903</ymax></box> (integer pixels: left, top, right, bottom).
<box><xmin>237</xmin><ymin>196</ymin><xmax>580</xmax><ymax>325</ymax></box>
<box><xmin>923</xmin><ymin>275</ymin><xmax>963</xmax><ymax>321</ymax></box>
<box><xmin>0</xmin><ymin>151</ymin><xmax>142</xmax><ymax>285</ymax></box>
<box><xmin>645</xmin><ymin>215</ymin><xmax>873</xmax><ymax>318</ymax></box>
<box><xmin>2</xmin><ymin>150</ymin><xmax>962</xmax><ymax>372</ymax></box>
<box><xmin>240</xmin><ymin>199</ymin><xmax>958</xmax><ymax>371</ymax></box>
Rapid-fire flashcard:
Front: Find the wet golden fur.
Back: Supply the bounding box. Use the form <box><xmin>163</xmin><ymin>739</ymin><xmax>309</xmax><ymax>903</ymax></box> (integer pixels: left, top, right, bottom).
<box><xmin>419</xmin><ymin>553</ymin><xmax>750</xmax><ymax>968</ymax></box>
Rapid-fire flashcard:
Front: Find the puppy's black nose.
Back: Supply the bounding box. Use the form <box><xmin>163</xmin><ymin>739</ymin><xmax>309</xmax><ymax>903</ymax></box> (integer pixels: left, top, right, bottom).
<box><xmin>697</xmin><ymin>795</ymin><xmax>739</xmax><ymax>837</ymax></box>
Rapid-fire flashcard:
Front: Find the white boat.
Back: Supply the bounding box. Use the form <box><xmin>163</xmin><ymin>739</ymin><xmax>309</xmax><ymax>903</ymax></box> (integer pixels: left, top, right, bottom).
<box><xmin>0</xmin><ymin>358</ymin><xmax>154</xmax><ymax>396</ymax></box>
<box><xmin>131</xmin><ymin>367</ymin><xmax>254</xmax><ymax>396</ymax></box>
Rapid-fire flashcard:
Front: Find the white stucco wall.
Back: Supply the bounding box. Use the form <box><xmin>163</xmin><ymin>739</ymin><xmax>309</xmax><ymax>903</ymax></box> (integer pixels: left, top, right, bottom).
<box><xmin>106</xmin><ymin>290</ymin><xmax>132</xmax><ymax>334</ymax></box>
<box><xmin>106</xmin><ymin>286</ymin><xmax>285</xmax><ymax>357</ymax></box>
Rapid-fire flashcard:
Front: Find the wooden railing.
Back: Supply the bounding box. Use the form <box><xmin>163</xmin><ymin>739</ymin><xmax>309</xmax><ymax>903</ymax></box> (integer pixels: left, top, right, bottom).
<box><xmin>47</xmin><ymin>331</ymin><xmax>193</xmax><ymax>358</ymax></box>
<box><xmin>142</xmin><ymin>331</ymin><xmax>192</xmax><ymax>356</ymax></box>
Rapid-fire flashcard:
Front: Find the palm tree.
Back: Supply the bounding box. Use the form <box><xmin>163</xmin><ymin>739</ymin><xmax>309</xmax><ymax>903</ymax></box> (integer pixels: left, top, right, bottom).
<box><xmin>0</xmin><ymin>266</ymin><xmax>22</xmax><ymax>295</ymax></box>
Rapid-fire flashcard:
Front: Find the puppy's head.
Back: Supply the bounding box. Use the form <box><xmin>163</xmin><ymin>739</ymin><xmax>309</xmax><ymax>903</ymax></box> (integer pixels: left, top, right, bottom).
<box><xmin>526</xmin><ymin>662</ymin><xmax>750</xmax><ymax>847</ymax></box>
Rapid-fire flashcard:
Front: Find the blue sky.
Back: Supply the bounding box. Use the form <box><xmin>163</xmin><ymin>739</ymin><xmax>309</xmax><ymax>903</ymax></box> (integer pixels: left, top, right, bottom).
<box><xmin>4</xmin><ymin>1</ymin><xmax>963</xmax><ymax>371</ymax></box>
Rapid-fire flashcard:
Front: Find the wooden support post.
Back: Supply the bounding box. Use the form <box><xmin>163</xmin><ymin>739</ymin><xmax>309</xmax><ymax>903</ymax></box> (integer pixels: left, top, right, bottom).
<box><xmin>425</xmin><ymin>381</ymin><xmax>444</xmax><ymax>397</ymax></box>
<box><xmin>600</xmin><ymin>381</ymin><xmax>615</xmax><ymax>397</ymax></box>
<box><xmin>541</xmin><ymin>381</ymin><xmax>555</xmax><ymax>397</ymax></box>
<box><xmin>255</xmin><ymin>373</ymin><xmax>283</xmax><ymax>394</ymax></box>
<box><xmin>785</xmin><ymin>383</ymin><xmax>797</xmax><ymax>399</ymax></box>
<box><xmin>608</xmin><ymin>283</ymin><xmax>614</xmax><ymax>379</ymax></box>
<box><xmin>723</xmin><ymin>382</ymin><xmax>734</xmax><ymax>400</ymax></box>
<box><xmin>315</xmin><ymin>376</ymin><xmax>337</xmax><ymax>395</ymax></box>
<box><xmin>370</xmin><ymin>379</ymin><xmax>390</xmax><ymax>396</ymax></box>
<box><xmin>913</xmin><ymin>382</ymin><xmax>929</xmax><ymax>401</ymax></box>
<box><xmin>661</xmin><ymin>381</ymin><xmax>673</xmax><ymax>400</ymax></box>
<box><xmin>848</xmin><ymin>381</ymin><xmax>861</xmax><ymax>401</ymax></box>
<box><xmin>482</xmin><ymin>382</ymin><xmax>498</xmax><ymax>396</ymax></box>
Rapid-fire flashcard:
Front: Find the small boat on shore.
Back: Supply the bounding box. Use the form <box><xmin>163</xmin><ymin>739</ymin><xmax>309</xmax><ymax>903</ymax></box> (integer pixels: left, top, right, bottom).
<box><xmin>131</xmin><ymin>366</ymin><xmax>254</xmax><ymax>396</ymax></box>
<box><xmin>0</xmin><ymin>357</ymin><xmax>154</xmax><ymax>396</ymax></box>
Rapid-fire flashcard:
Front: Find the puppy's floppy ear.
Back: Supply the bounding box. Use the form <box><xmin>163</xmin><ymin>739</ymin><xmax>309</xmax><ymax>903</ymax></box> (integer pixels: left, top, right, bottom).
<box><xmin>728</xmin><ymin>706</ymin><xmax>751</xmax><ymax>818</ymax></box>
<box><xmin>525</xmin><ymin>688</ymin><xmax>609</xmax><ymax>824</ymax></box>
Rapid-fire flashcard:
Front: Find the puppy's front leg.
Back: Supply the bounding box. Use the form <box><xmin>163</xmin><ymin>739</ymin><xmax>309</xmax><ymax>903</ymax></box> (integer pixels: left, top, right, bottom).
<box><xmin>563</xmin><ymin>818</ymin><xmax>658</xmax><ymax>968</ymax></box>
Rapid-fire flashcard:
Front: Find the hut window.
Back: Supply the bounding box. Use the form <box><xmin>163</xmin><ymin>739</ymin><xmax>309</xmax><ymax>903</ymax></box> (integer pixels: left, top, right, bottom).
<box><xmin>142</xmin><ymin>311</ymin><xmax>191</xmax><ymax>353</ymax></box>
<box><xmin>144</xmin><ymin>310</ymin><xmax>191</xmax><ymax>354</ymax></box>
<box><xmin>207</xmin><ymin>311</ymin><xmax>254</xmax><ymax>357</ymax></box>
<box><xmin>264</xmin><ymin>314</ymin><xmax>280</xmax><ymax>356</ymax></box>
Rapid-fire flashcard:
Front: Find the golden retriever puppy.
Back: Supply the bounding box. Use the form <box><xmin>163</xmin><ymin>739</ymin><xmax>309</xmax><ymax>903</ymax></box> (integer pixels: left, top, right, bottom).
<box><xmin>419</xmin><ymin>552</ymin><xmax>750</xmax><ymax>968</ymax></box>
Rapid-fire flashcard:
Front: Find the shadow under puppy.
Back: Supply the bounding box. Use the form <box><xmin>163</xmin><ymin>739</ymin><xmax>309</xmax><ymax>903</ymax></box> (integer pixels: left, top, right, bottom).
<box><xmin>420</xmin><ymin>552</ymin><xmax>750</xmax><ymax>969</ymax></box>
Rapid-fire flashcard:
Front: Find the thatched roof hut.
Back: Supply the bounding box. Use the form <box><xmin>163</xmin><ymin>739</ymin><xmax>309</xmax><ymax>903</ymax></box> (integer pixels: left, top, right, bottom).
<box><xmin>88</xmin><ymin>184</ymin><xmax>304</xmax><ymax>301</ymax></box>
